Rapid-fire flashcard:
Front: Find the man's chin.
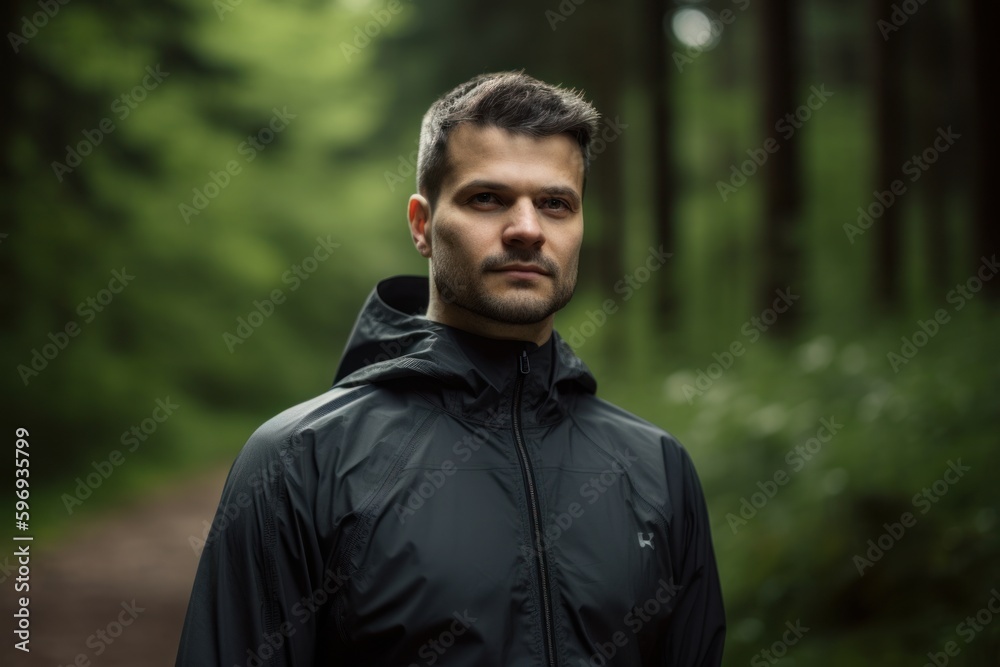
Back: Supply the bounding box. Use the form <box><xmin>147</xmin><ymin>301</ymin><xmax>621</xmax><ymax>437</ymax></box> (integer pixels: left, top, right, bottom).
<box><xmin>478</xmin><ymin>293</ymin><xmax>563</xmax><ymax>325</ymax></box>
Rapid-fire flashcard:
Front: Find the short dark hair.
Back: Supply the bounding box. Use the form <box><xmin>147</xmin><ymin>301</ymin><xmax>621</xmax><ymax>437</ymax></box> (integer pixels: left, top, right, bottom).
<box><xmin>416</xmin><ymin>71</ymin><xmax>601</xmax><ymax>206</ymax></box>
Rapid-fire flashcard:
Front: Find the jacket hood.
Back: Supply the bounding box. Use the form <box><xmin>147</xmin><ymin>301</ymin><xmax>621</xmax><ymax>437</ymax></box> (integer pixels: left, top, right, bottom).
<box><xmin>332</xmin><ymin>275</ymin><xmax>597</xmax><ymax>424</ymax></box>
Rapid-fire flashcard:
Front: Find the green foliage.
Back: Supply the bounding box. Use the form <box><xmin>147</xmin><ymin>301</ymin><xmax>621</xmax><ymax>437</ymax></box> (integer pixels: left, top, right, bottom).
<box><xmin>3</xmin><ymin>0</ymin><xmax>411</xmax><ymax>531</ymax></box>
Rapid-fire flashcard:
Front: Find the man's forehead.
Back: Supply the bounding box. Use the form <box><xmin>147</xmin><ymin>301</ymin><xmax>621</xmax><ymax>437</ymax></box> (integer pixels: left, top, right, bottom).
<box><xmin>443</xmin><ymin>124</ymin><xmax>584</xmax><ymax>191</ymax></box>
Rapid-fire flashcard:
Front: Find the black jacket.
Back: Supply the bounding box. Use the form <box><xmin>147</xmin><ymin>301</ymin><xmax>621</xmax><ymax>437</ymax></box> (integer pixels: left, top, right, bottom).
<box><xmin>176</xmin><ymin>275</ymin><xmax>725</xmax><ymax>666</ymax></box>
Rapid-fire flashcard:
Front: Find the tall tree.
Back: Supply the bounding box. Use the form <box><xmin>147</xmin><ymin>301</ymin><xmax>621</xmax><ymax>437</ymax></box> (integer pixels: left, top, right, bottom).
<box><xmin>871</xmin><ymin>0</ymin><xmax>906</xmax><ymax>309</ymax></box>
<box><xmin>969</xmin><ymin>0</ymin><xmax>999</xmax><ymax>299</ymax></box>
<box><xmin>759</xmin><ymin>0</ymin><xmax>802</xmax><ymax>331</ymax></box>
<box><xmin>912</xmin><ymin>1</ymin><xmax>954</xmax><ymax>298</ymax></box>
<box><xmin>642</xmin><ymin>0</ymin><xmax>676</xmax><ymax>324</ymax></box>
<box><xmin>568</xmin><ymin>12</ymin><xmax>628</xmax><ymax>301</ymax></box>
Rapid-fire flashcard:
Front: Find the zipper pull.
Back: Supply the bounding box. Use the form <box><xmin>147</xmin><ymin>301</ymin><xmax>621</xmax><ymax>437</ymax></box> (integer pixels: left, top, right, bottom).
<box><xmin>519</xmin><ymin>349</ymin><xmax>530</xmax><ymax>374</ymax></box>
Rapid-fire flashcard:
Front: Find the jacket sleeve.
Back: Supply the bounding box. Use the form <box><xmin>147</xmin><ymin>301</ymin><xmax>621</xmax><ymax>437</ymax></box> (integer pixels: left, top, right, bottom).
<box><xmin>661</xmin><ymin>441</ymin><xmax>726</xmax><ymax>666</ymax></box>
<box><xmin>175</xmin><ymin>426</ymin><xmax>333</xmax><ymax>666</ymax></box>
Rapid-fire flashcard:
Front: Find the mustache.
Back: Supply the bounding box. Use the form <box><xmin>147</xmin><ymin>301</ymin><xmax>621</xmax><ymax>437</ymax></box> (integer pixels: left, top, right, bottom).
<box><xmin>481</xmin><ymin>252</ymin><xmax>559</xmax><ymax>276</ymax></box>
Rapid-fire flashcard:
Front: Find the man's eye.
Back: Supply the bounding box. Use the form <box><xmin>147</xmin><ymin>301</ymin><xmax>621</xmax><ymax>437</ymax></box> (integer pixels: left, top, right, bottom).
<box><xmin>471</xmin><ymin>193</ymin><xmax>499</xmax><ymax>205</ymax></box>
<box><xmin>541</xmin><ymin>198</ymin><xmax>568</xmax><ymax>210</ymax></box>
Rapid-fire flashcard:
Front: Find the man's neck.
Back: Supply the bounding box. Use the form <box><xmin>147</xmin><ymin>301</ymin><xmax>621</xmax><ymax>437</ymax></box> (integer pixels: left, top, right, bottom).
<box><xmin>425</xmin><ymin>300</ymin><xmax>553</xmax><ymax>348</ymax></box>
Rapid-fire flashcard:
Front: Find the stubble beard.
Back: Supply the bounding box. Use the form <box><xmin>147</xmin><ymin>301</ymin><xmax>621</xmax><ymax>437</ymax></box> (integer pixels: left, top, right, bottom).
<box><xmin>432</xmin><ymin>248</ymin><xmax>577</xmax><ymax>326</ymax></box>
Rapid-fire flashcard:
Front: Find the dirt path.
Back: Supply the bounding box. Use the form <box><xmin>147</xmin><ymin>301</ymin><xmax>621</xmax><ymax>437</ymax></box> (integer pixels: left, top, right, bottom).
<box><xmin>3</xmin><ymin>468</ymin><xmax>229</xmax><ymax>667</ymax></box>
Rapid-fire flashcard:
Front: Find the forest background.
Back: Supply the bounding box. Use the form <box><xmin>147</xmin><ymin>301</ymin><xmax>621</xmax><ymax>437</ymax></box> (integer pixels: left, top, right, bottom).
<box><xmin>1</xmin><ymin>0</ymin><xmax>997</xmax><ymax>664</ymax></box>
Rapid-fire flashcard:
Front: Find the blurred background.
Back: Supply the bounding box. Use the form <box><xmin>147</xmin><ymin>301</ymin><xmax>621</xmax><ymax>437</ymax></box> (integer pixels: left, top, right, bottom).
<box><xmin>2</xmin><ymin>0</ymin><xmax>997</xmax><ymax>664</ymax></box>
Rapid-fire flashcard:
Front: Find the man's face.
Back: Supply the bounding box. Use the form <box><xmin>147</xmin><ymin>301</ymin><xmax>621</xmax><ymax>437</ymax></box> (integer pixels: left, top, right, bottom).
<box><xmin>418</xmin><ymin>123</ymin><xmax>584</xmax><ymax>326</ymax></box>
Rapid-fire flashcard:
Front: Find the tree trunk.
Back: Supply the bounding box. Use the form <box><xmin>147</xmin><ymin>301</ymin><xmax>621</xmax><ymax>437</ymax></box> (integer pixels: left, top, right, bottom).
<box><xmin>913</xmin><ymin>1</ymin><xmax>953</xmax><ymax>298</ymax></box>
<box><xmin>759</xmin><ymin>0</ymin><xmax>801</xmax><ymax>332</ymax></box>
<box><xmin>643</xmin><ymin>0</ymin><xmax>675</xmax><ymax>325</ymax></box>
<box><xmin>872</xmin><ymin>0</ymin><xmax>906</xmax><ymax>309</ymax></box>
<box><xmin>574</xmin><ymin>16</ymin><xmax>627</xmax><ymax>301</ymax></box>
<box><xmin>969</xmin><ymin>0</ymin><xmax>999</xmax><ymax>298</ymax></box>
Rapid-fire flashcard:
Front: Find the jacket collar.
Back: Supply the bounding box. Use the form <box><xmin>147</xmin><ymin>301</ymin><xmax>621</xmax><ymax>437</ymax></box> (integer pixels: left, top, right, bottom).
<box><xmin>333</xmin><ymin>276</ymin><xmax>597</xmax><ymax>425</ymax></box>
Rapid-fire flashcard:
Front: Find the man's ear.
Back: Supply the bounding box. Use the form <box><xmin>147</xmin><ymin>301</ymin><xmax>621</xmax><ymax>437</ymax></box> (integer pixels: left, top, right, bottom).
<box><xmin>408</xmin><ymin>194</ymin><xmax>432</xmax><ymax>258</ymax></box>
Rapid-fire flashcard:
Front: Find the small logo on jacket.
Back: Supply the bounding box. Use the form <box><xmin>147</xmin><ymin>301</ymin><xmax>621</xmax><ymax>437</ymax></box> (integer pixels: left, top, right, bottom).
<box><xmin>638</xmin><ymin>532</ymin><xmax>654</xmax><ymax>549</ymax></box>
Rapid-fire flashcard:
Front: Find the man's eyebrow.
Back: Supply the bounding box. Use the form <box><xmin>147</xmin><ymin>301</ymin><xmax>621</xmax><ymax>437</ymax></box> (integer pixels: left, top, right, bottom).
<box><xmin>539</xmin><ymin>185</ymin><xmax>581</xmax><ymax>205</ymax></box>
<box><xmin>456</xmin><ymin>179</ymin><xmax>513</xmax><ymax>193</ymax></box>
<box><xmin>457</xmin><ymin>180</ymin><xmax>581</xmax><ymax>204</ymax></box>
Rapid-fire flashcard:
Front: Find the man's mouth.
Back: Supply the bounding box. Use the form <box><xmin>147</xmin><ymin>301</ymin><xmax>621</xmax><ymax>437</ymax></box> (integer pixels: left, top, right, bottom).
<box><xmin>493</xmin><ymin>264</ymin><xmax>549</xmax><ymax>278</ymax></box>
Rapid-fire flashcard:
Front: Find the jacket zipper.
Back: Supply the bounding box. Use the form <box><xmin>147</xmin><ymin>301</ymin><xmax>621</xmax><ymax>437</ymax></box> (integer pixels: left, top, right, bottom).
<box><xmin>511</xmin><ymin>348</ymin><xmax>557</xmax><ymax>667</ymax></box>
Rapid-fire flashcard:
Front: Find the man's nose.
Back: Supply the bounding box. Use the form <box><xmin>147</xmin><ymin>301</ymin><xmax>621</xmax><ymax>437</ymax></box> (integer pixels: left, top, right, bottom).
<box><xmin>502</xmin><ymin>199</ymin><xmax>545</xmax><ymax>247</ymax></box>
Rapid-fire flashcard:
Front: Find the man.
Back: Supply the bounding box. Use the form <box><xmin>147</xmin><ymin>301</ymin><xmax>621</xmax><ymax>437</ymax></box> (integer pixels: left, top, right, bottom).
<box><xmin>176</xmin><ymin>71</ymin><xmax>725</xmax><ymax>666</ymax></box>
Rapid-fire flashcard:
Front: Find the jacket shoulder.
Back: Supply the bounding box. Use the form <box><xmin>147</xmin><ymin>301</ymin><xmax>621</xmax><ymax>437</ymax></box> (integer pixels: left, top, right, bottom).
<box><xmin>223</xmin><ymin>383</ymin><xmax>418</xmax><ymax>497</ymax></box>
<box><xmin>569</xmin><ymin>394</ymin><xmax>705</xmax><ymax>521</ymax></box>
<box><xmin>239</xmin><ymin>381</ymin><xmax>422</xmax><ymax>455</ymax></box>
<box><xmin>571</xmin><ymin>394</ymin><xmax>689</xmax><ymax>457</ymax></box>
